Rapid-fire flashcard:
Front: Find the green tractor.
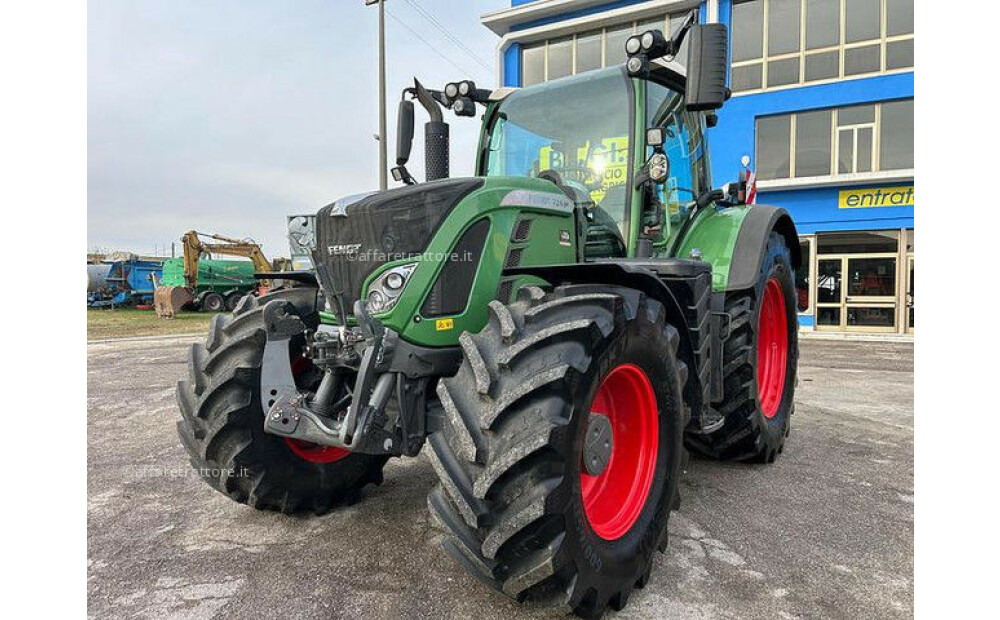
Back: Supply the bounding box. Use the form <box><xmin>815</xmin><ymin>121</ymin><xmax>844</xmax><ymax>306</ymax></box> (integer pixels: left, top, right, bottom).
<box><xmin>177</xmin><ymin>15</ymin><xmax>799</xmax><ymax>618</ymax></box>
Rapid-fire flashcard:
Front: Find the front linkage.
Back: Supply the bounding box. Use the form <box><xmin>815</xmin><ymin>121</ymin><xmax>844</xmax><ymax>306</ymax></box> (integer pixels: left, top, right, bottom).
<box><xmin>259</xmin><ymin>296</ymin><xmax>459</xmax><ymax>458</ymax></box>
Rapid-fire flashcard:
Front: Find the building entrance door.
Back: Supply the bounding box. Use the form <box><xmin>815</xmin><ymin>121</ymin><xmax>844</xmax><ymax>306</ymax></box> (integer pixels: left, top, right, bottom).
<box><xmin>815</xmin><ymin>254</ymin><xmax>898</xmax><ymax>332</ymax></box>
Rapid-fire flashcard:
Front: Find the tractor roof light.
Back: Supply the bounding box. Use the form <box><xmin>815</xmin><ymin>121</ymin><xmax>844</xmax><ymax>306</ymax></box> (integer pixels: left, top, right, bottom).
<box><xmin>453</xmin><ymin>97</ymin><xmax>476</xmax><ymax>117</ymax></box>
<box><xmin>626</xmin><ymin>55</ymin><xmax>648</xmax><ymax>77</ymax></box>
<box><xmin>625</xmin><ymin>35</ymin><xmax>642</xmax><ymax>55</ymax></box>
<box><xmin>639</xmin><ymin>29</ymin><xmax>669</xmax><ymax>57</ymax></box>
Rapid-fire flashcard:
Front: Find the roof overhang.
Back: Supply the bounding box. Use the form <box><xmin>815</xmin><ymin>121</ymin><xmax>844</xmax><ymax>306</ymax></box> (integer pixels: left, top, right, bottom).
<box><xmin>482</xmin><ymin>0</ymin><xmax>699</xmax><ymax>37</ymax></box>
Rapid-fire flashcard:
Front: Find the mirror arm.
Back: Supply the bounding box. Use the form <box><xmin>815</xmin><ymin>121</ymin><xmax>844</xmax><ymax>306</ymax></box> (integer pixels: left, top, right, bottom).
<box><xmin>667</xmin><ymin>9</ymin><xmax>699</xmax><ymax>56</ymax></box>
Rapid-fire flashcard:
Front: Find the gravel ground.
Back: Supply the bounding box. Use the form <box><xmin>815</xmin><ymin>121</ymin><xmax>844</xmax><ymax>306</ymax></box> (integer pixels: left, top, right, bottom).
<box><xmin>87</xmin><ymin>337</ymin><xmax>913</xmax><ymax>619</ymax></box>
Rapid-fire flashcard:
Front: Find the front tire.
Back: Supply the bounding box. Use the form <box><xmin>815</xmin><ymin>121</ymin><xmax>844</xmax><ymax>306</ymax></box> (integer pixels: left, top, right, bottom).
<box><xmin>427</xmin><ymin>285</ymin><xmax>688</xmax><ymax>618</ymax></box>
<box><xmin>176</xmin><ymin>287</ymin><xmax>388</xmax><ymax>514</ymax></box>
<box><xmin>686</xmin><ymin>232</ymin><xmax>798</xmax><ymax>462</ymax></box>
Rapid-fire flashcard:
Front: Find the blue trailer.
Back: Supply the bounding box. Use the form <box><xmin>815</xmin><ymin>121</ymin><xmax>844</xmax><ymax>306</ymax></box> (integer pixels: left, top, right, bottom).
<box><xmin>87</xmin><ymin>258</ymin><xmax>162</xmax><ymax>307</ymax></box>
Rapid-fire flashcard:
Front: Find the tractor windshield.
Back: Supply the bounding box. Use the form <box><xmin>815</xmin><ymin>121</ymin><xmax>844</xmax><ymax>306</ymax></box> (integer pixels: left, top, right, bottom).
<box><xmin>483</xmin><ymin>68</ymin><xmax>633</xmax><ymax>235</ymax></box>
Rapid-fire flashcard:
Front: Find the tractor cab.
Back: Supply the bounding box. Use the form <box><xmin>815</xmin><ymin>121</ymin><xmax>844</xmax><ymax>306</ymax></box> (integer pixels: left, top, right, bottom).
<box><xmin>390</xmin><ymin>12</ymin><xmax>734</xmax><ymax>265</ymax></box>
<box><xmin>476</xmin><ymin>64</ymin><xmax>714</xmax><ymax>261</ymax></box>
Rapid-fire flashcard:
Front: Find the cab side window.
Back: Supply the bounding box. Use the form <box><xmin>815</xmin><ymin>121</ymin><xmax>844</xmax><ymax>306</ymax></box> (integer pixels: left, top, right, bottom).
<box><xmin>645</xmin><ymin>82</ymin><xmax>707</xmax><ymax>228</ymax></box>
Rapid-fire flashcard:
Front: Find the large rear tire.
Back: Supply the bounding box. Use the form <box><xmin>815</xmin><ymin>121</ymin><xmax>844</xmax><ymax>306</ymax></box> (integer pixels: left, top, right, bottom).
<box><xmin>427</xmin><ymin>285</ymin><xmax>688</xmax><ymax>618</ymax></box>
<box><xmin>686</xmin><ymin>232</ymin><xmax>798</xmax><ymax>462</ymax></box>
<box><xmin>176</xmin><ymin>287</ymin><xmax>388</xmax><ymax>514</ymax></box>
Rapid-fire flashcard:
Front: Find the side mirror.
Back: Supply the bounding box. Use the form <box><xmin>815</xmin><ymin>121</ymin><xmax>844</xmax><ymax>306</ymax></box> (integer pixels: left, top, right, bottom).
<box><xmin>685</xmin><ymin>23</ymin><xmax>728</xmax><ymax>112</ymax></box>
<box><xmin>396</xmin><ymin>99</ymin><xmax>415</xmax><ymax>165</ymax></box>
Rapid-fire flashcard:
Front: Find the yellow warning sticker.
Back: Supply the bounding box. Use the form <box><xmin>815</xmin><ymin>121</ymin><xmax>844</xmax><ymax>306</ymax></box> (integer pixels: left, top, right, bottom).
<box><xmin>435</xmin><ymin>318</ymin><xmax>454</xmax><ymax>331</ymax></box>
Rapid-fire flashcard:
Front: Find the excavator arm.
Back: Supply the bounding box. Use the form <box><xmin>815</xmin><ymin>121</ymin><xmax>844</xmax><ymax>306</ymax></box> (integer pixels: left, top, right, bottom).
<box><xmin>156</xmin><ymin>230</ymin><xmax>274</xmax><ymax>318</ymax></box>
<box><xmin>179</xmin><ymin>230</ymin><xmax>273</xmax><ymax>289</ymax></box>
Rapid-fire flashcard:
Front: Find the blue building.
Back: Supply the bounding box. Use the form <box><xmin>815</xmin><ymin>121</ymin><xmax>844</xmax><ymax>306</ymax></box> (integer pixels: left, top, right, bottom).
<box><xmin>482</xmin><ymin>0</ymin><xmax>914</xmax><ymax>335</ymax></box>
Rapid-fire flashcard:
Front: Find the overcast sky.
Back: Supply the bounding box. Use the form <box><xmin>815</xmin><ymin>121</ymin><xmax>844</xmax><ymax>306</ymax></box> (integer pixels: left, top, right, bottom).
<box><xmin>88</xmin><ymin>0</ymin><xmax>506</xmax><ymax>257</ymax></box>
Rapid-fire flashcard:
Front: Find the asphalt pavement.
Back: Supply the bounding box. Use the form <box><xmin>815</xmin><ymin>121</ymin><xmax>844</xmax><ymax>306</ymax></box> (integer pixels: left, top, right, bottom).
<box><xmin>87</xmin><ymin>336</ymin><xmax>913</xmax><ymax>619</ymax></box>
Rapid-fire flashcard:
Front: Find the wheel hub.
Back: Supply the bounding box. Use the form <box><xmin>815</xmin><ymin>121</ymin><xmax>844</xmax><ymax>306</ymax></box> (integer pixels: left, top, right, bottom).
<box><xmin>583</xmin><ymin>414</ymin><xmax>614</xmax><ymax>476</ymax></box>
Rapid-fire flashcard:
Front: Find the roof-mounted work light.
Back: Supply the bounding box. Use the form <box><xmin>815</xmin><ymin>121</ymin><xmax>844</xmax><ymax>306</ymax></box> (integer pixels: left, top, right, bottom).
<box><xmin>625</xmin><ymin>9</ymin><xmax>698</xmax><ymax>77</ymax></box>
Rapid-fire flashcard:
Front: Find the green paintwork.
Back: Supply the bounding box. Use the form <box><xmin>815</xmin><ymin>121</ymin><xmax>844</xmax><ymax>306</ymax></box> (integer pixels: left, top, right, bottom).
<box><xmin>673</xmin><ymin>205</ymin><xmax>753</xmax><ymax>291</ymax></box>
<box><xmin>356</xmin><ymin>176</ymin><xmax>576</xmax><ymax>348</ymax></box>
<box><xmin>160</xmin><ymin>257</ymin><xmax>258</xmax><ymax>295</ymax></box>
<box><xmin>317</xmin><ymin>71</ymin><xmax>777</xmax><ymax>340</ymax></box>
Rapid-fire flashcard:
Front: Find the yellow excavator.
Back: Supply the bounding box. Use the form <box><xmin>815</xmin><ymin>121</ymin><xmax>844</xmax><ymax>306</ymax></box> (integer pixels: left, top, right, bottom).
<box><xmin>154</xmin><ymin>230</ymin><xmax>274</xmax><ymax>318</ymax></box>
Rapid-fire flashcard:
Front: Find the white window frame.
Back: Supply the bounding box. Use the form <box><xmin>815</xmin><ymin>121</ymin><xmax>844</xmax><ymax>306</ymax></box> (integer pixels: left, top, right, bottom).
<box><xmin>731</xmin><ymin>0</ymin><xmax>914</xmax><ymax>94</ymax></box>
<box><xmin>755</xmin><ymin>99</ymin><xmax>911</xmax><ymax>182</ymax></box>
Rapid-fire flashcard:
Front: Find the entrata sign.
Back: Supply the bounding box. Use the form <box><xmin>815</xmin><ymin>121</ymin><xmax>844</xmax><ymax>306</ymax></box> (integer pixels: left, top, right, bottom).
<box><xmin>838</xmin><ymin>186</ymin><xmax>914</xmax><ymax>209</ymax></box>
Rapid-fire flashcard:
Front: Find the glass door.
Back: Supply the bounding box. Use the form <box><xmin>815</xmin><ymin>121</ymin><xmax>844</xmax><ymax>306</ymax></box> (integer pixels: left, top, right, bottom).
<box><xmin>816</xmin><ymin>258</ymin><xmax>843</xmax><ymax>330</ymax></box>
<box><xmin>815</xmin><ymin>254</ymin><xmax>898</xmax><ymax>332</ymax></box>
<box><xmin>844</xmin><ymin>254</ymin><xmax>897</xmax><ymax>332</ymax></box>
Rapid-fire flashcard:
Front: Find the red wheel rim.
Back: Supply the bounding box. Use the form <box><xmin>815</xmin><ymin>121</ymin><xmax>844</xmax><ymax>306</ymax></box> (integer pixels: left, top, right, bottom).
<box><xmin>282</xmin><ymin>356</ymin><xmax>350</xmax><ymax>464</ymax></box>
<box><xmin>580</xmin><ymin>363</ymin><xmax>659</xmax><ymax>540</ymax></box>
<box><xmin>284</xmin><ymin>438</ymin><xmax>350</xmax><ymax>464</ymax></box>
<box><xmin>757</xmin><ymin>277</ymin><xmax>789</xmax><ymax>419</ymax></box>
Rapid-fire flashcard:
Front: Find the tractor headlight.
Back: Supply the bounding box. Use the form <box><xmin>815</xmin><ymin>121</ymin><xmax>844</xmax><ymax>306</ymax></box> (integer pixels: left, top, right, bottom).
<box><xmin>458</xmin><ymin>80</ymin><xmax>475</xmax><ymax>96</ymax></box>
<box><xmin>365</xmin><ymin>263</ymin><xmax>417</xmax><ymax>314</ymax></box>
<box><xmin>444</xmin><ymin>82</ymin><xmax>459</xmax><ymax>99</ymax></box>
<box><xmin>367</xmin><ymin>290</ymin><xmax>387</xmax><ymax>313</ymax></box>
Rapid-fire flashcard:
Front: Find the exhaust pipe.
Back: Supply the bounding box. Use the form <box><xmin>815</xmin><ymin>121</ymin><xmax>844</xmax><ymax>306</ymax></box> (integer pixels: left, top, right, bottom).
<box><xmin>413</xmin><ymin>79</ymin><xmax>449</xmax><ymax>181</ymax></box>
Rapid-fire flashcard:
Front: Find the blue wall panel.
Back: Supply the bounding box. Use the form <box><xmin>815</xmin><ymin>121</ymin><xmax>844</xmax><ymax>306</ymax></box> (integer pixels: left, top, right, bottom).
<box><xmin>503</xmin><ymin>43</ymin><xmax>521</xmax><ymax>87</ymax></box>
<box><xmin>758</xmin><ymin>183</ymin><xmax>913</xmax><ymax>235</ymax></box>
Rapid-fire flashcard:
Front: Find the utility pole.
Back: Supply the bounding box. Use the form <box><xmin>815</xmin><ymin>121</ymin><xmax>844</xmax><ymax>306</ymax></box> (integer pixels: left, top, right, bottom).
<box><xmin>366</xmin><ymin>0</ymin><xmax>387</xmax><ymax>190</ymax></box>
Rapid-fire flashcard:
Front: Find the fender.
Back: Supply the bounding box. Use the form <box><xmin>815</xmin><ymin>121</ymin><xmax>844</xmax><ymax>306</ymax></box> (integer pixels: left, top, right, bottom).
<box><xmin>675</xmin><ymin>205</ymin><xmax>801</xmax><ymax>293</ymax></box>
<box><xmin>727</xmin><ymin>205</ymin><xmax>801</xmax><ymax>292</ymax></box>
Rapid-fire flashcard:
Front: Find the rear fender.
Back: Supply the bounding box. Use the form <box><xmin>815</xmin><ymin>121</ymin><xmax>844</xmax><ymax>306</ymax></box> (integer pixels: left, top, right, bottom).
<box><xmin>726</xmin><ymin>206</ymin><xmax>801</xmax><ymax>292</ymax></box>
<box><xmin>675</xmin><ymin>205</ymin><xmax>800</xmax><ymax>292</ymax></box>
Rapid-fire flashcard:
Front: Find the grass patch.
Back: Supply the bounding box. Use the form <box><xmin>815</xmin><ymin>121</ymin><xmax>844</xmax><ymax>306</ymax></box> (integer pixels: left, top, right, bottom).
<box><xmin>87</xmin><ymin>307</ymin><xmax>214</xmax><ymax>340</ymax></box>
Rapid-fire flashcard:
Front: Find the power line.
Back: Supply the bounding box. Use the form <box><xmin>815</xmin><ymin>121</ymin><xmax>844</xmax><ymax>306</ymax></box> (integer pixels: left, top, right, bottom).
<box><xmin>384</xmin><ymin>6</ymin><xmax>483</xmax><ymax>78</ymax></box>
<box><xmin>398</xmin><ymin>0</ymin><xmax>493</xmax><ymax>73</ymax></box>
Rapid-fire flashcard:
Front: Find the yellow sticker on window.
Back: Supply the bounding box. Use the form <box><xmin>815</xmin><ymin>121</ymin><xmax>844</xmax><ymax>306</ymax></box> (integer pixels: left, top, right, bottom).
<box><xmin>435</xmin><ymin>318</ymin><xmax>454</xmax><ymax>331</ymax></box>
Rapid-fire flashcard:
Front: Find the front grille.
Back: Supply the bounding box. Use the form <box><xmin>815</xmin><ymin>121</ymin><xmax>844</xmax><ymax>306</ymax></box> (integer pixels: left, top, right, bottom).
<box><xmin>314</xmin><ymin>179</ymin><xmax>482</xmax><ymax>309</ymax></box>
<box><xmin>421</xmin><ymin>219</ymin><xmax>490</xmax><ymax>317</ymax></box>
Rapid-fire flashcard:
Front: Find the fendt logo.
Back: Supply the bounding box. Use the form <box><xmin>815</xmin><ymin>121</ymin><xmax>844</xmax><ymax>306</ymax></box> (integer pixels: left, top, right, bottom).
<box><xmin>327</xmin><ymin>244</ymin><xmax>362</xmax><ymax>256</ymax></box>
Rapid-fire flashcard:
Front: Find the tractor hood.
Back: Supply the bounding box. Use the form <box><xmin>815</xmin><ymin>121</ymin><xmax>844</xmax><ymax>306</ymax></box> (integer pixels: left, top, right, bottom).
<box><xmin>315</xmin><ymin>178</ymin><xmax>484</xmax><ymax>307</ymax></box>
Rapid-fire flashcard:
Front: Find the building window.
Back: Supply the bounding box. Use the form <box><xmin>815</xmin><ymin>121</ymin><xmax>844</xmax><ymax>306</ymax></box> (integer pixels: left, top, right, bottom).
<box><xmin>520</xmin><ymin>12</ymin><xmax>689</xmax><ymax>86</ymax></box>
<box><xmin>755</xmin><ymin>99</ymin><xmax>912</xmax><ymax>181</ymax></box>
<box><xmin>731</xmin><ymin>0</ymin><xmax>913</xmax><ymax>93</ymax></box>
